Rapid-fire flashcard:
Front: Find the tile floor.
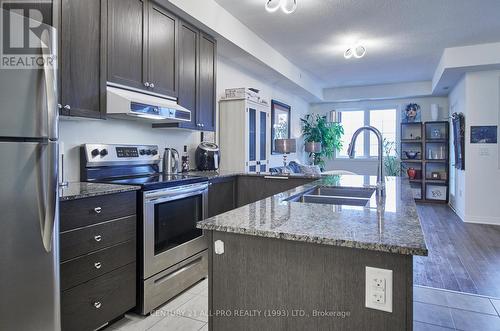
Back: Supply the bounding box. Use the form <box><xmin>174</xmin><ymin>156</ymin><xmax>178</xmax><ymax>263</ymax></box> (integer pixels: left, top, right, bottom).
<box><xmin>107</xmin><ymin>280</ymin><xmax>500</xmax><ymax>331</ymax></box>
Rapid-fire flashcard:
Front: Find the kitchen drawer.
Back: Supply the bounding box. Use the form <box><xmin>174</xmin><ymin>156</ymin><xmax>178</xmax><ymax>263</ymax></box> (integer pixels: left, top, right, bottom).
<box><xmin>60</xmin><ymin>215</ymin><xmax>136</xmax><ymax>261</ymax></box>
<box><xmin>61</xmin><ymin>263</ymin><xmax>136</xmax><ymax>331</ymax></box>
<box><xmin>60</xmin><ymin>191</ymin><xmax>136</xmax><ymax>232</ymax></box>
<box><xmin>141</xmin><ymin>250</ymin><xmax>208</xmax><ymax>314</ymax></box>
<box><xmin>61</xmin><ymin>240</ymin><xmax>136</xmax><ymax>291</ymax></box>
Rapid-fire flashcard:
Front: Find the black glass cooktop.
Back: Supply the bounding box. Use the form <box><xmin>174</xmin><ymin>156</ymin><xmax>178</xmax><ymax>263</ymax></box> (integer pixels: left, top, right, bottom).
<box><xmin>97</xmin><ymin>174</ymin><xmax>208</xmax><ymax>191</ymax></box>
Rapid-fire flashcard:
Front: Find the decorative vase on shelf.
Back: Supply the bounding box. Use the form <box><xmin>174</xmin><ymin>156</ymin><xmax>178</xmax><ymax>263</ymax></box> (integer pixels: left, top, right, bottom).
<box><xmin>431</xmin><ymin>104</ymin><xmax>439</xmax><ymax>121</ymax></box>
<box><xmin>407</xmin><ymin>168</ymin><xmax>417</xmax><ymax>180</ymax></box>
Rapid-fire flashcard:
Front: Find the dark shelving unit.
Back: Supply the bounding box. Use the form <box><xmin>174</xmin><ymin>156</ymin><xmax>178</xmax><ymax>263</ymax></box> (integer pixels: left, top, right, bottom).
<box><xmin>401</xmin><ymin>121</ymin><xmax>449</xmax><ymax>203</ymax></box>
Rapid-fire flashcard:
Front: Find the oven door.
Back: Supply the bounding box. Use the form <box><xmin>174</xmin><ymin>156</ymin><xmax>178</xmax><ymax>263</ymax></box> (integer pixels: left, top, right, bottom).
<box><xmin>143</xmin><ymin>182</ymin><xmax>208</xmax><ymax>279</ymax></box>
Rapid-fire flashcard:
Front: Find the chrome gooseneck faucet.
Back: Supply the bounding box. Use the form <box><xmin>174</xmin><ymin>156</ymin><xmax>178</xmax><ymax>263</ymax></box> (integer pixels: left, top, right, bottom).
<box><xmin>347</xmin><ymin>126</ymin><xmax>385</xmax><ymax>196</ymax></box>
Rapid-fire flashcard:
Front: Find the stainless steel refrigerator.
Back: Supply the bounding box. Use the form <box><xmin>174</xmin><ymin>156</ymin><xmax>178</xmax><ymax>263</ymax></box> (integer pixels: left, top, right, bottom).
<box><xmin>0</xmin><ymin>10</ymin><xmax>60</xmax><ymax>331</ymax></box>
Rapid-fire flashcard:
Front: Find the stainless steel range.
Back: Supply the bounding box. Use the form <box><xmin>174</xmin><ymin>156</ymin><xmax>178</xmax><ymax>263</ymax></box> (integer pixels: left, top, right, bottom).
<box><xmin>80</xmin><ymin>144</ymin><xmax>208</xmax><ymax>315</ymax></box>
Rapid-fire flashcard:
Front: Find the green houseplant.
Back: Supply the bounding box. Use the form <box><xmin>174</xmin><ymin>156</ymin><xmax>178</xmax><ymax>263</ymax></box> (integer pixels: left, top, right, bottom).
<box><xmin>383</xmin><ymin>138</ymin><xmax>405</xmax><ymax>176</ymax></box>
<box><xmin>300</xmin><ymin>114</ymin><xmax>344</xmax><ymax>167</ymax></box>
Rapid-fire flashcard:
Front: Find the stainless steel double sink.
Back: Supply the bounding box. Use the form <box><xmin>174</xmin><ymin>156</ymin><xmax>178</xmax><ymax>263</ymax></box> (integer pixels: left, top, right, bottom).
<box><xmin>286</xmin><ymin>186</ymin><xmax>376</xmax><ymax>207</ymax></box>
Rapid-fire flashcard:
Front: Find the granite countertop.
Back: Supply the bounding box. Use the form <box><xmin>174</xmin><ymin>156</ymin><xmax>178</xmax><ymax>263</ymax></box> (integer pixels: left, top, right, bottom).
<box><xmin>59</xmin><ymin>182</ymin><xmax>141</xmax><ymax>201</ymax></box>
<box><xmin>188</xmin><ymin>170</ymin><xmax>322</xmax><ymax>180</ymax></box>
<box><xmin>197</xmin><ymin>175</ymin><xmax>428</xmax><ymax>256</ymax></box>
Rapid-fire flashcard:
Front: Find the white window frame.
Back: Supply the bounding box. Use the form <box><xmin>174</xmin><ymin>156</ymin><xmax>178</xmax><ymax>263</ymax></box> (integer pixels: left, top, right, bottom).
<box><xmin>335</xmin><ymin>105</ymin><xmax>400</xmax><ymax>160</ymax></box>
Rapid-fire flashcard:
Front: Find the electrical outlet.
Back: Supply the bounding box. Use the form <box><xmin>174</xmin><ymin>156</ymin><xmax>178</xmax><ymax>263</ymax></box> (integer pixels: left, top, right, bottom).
<box><xmin>372</xmin><ymin>277</ymin><xmax>386</xmax><ymax>291</ymax></box>
<box><xmin>366</xmin><ymin>267</ymin><xmax>393</xmax><ymax>313</ymax></box>
<box><xmin>372</xmin><ymin>291</ymin><xmax>386</xmax><ymax>304</ymax></box>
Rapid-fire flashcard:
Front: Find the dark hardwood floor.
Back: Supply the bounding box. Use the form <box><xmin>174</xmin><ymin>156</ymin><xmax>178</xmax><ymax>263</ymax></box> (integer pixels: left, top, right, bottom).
<box><xmin>414</xmin><ymin>203</ymin><xmax>500</xmax><ymax>297</ymax></box>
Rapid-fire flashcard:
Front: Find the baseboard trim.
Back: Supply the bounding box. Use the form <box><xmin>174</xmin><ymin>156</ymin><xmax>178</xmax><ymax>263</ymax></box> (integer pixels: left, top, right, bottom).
<box><xmin>464</xmin><ymin>215</ymin><xmax>500</xmax><ymax>225</ymax></box>
<box><xmin>448</xmin><ymin>203</ymin><xmax>465</xmax><ymax>222</ymax></box>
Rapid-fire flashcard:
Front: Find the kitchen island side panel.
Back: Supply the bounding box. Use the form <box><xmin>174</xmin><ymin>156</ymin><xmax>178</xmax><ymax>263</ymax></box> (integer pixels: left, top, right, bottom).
<box><xmin>208</xmin><ymin>231</ymin><xmax>413</xmax><ymax>331</ymax></box>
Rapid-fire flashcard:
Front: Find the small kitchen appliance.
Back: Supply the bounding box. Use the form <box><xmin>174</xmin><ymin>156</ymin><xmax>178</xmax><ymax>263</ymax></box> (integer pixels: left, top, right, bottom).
<box><xmin>195</xmin><ymin>142</ymin><xmax>220</xmax><ymax>171</ymax></box>
<box><xmin>163</xmin><ymin>147</ymin><xmax>179</xmax><ymax>174</ymax></box>
<box><xmin>81</xmin><ymin>144</ymin><xmax>208</xmax><ymax>315</ymax></box>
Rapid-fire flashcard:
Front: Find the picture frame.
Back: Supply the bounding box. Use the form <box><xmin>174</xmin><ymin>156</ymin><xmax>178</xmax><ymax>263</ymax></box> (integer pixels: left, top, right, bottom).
<box><xmin>470</xmin><ymin>126</ymin><xmax>497</xmax><ymax>144</ymax></box>
<box><xmin>271</xmin><ymin>100</ymin><xmax>291</xmax><ymax>154</ymax></box>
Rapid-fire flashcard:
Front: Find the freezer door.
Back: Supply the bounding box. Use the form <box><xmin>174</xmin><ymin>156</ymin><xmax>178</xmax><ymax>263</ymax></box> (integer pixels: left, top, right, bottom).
<box><xmin>0</xmin><ymin>14</ymin><xmax>58</xmax><ymax>139</ymax></box>
<box><xmin>0</xmin><ymin>141</ymin><xmax>60</xmax><ymax>331</ymax></box>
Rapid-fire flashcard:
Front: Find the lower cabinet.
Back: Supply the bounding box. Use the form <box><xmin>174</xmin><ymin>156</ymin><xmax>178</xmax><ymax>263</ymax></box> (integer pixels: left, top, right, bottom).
<box><xmin>61</xmin><ymin>263</ymin><xmax>136</xmax><ymax>331</ymax></box>
<box><xmin>208</xmin><ymin>177</ymin><xmax>237</xmax><ymax>217</ymax></box>
<box><xmin>60</xmin><ymin>192</ymin><xmax>137</xmax><ymax>331</ymax></box>
<box><xmin>207</xmin><ymin>175</ymin><xmax>316</xmax><ymax>213</ymax></box>
<box><xmin>236</xmin><ymin>176</ymin><xmax>316</xmax><ymax>207</ymax></box>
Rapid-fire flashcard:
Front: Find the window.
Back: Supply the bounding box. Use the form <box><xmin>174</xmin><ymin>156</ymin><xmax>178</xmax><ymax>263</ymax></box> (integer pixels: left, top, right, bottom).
<box><xmin>338</xmin><ymin>110</ymin><xmax>365</xmax><ymax>157</ymax></box>
<box><xmin>369</xmin><ymin>109</ymin><xmax>396</xmax><ymax>156</ymax></box>
<box><xmin>336</xmin><ymin>108</ymin><xmax>397</xmax><ymax>158</ymax></box>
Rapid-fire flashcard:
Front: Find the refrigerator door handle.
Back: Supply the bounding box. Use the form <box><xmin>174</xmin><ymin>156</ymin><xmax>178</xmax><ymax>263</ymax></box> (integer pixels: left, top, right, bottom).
<box><xmin>40</xmin><ymin>29</ymin><xmax>59</xmax><ymax>140</ymax></box>
<box><xmin>37</xmin><ymin>142</ymin><xmax>58</xmax><ymax>252</ymax></box>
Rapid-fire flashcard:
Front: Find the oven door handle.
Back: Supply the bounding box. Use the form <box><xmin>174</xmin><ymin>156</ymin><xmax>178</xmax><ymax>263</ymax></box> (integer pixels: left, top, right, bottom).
<box><xmin>144</xmin><ymin>184</ymin><xmax>208</xmax><ymax>201</ymax></box>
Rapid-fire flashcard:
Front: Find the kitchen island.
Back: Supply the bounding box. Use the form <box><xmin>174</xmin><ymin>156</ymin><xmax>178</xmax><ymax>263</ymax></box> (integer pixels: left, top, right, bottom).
<box><xmin>197</xmin><ymin>175</ymin><xmax>427</xmax><ymax>331</ymax></box>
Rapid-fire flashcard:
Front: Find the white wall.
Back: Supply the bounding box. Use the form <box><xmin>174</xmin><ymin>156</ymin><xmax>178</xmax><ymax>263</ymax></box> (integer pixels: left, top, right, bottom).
<box><xmin>448</xmin><ymin>76</ymin><xmax>466</xmax><ymax>221</ymax></box>
<box><xmin>309</xmin><ymin>97</ymin><xmax>449</xmax><ymax>175</ymax></box>
<box><xmin>59</xmin><ymin>117</ymin><xmax>201</xmax><ymax>182</ymax></box>
<box><xmin>217</xmin><ymin>56</ymin><xmax>310</xmax><ymax>167</ymax></box>
<box><xmin>461</xmin><ymin>70</ymin><xmax>500</xmax><ymax>224</ymax></box>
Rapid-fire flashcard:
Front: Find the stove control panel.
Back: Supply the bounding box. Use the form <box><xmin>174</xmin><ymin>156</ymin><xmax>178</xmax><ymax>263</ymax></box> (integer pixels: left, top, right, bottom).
<box><xmin>83</xmin><ymin>144</ymin><xmax>160</xmax><ymax>167</ymax></box>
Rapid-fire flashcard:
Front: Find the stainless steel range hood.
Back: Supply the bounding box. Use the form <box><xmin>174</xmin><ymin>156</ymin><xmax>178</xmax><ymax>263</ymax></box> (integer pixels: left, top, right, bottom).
<box><xmin>106</xmin><ymin>85</ymin><xmax>191</xmax><ymax>122</ymax></box>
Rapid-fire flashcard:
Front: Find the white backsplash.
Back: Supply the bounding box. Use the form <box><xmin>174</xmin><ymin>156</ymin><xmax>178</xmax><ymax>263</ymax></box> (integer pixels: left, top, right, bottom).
<box><xmin>59</xmin><ymin>117</ymin><xmax>201</xmax><ymax>182</ymax></box>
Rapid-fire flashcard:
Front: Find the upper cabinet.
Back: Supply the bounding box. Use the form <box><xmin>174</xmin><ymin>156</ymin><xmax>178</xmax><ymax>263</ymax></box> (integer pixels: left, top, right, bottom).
<box><xmin>176</xmin><ymin>21</ymin><xmax>199</xmax><ymax>130</ymax></box>
<box><xmin>197</xmin><ymin>33</ymin><xmax>216</xmax><ymax>132</ymax></box>
<box><xmin>153</xmin><ymin>24</ymin><xmax>216</xmax><ymax>131</ymax></box>
<box><xmin>59</xmin><ymin>0</ymin><xmax>104</xmax><ymax>118</ymax></box>
<box><xmin>107</xmin><ymin>0</ymin><xmax>178</xmax><ymax>98</ymax></box>
<box><xmin>147</xmin><ymin>3</ymin><xmax>178</xmax><ymax>97</ymax></box>
<box><xmin>59</xmin><ymin>0</ymin><xmax>215</xmax><ymax>127</ymax></box>
<box><xmin>106</xmin><ymin>0</ymin><xmax>146</xmax><ymax>91</ymax></box>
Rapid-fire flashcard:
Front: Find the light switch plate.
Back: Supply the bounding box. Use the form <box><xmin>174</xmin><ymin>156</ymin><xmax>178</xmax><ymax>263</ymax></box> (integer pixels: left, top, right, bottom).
<box><xmin>365</xmin><ymin>266</ymin><xmax>393</xmax><ymax>313</ymax></box>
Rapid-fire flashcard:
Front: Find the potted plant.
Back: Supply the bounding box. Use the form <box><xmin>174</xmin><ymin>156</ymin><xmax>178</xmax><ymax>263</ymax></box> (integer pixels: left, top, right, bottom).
<box><xmin>300</xmin><ymin>114</ymin><xmax>344</xmax><ymax>167</ymax></box>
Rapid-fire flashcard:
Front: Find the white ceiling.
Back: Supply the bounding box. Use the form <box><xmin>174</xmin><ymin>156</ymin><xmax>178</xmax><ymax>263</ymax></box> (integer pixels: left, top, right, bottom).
<box><xmin>214</xmin><ymin>0</ymin><xmax>500</xmax><ymax>89</ymax></box>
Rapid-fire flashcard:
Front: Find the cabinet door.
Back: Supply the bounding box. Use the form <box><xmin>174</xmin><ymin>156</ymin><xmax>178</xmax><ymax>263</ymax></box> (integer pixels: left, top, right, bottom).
<box><xmin>258</xmin><ymin>109</ymin><xmax>270</xmax><ymax>172</ymax></box>
<box><xmin>60</xmin><ymin>0</ymin><xmax>102</xmax><ymax>118</ymax></box>
<box><xmin>177</xmin><ymin>21</ymin><xmax>198</xmax><ymax>129</ymax></box>
<box><xmin>208</xmin><ymin>178</ymin><xmax>236</xmax><ymax>217</ymax></box>
<box><xmin>197</xmin><ymin>34</ymin><xmax>216</xmax><ymax>131</ymax></box>
<box><xmin>247</xmin><ymin>107</ymin><xmax>258</xmax><ymax>173</ymax></box>
<box><xmin>107</xmin><ymin>0</ymin><xmax>146</xmax><ymax>90</ymax></box>
<box><xmin>147</xmin><ymin>2</ymin><xmax>177</xmax><ymax>98</ymax></box>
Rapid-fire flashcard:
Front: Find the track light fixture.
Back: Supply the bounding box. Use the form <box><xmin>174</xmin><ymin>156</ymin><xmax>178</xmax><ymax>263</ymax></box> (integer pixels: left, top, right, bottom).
<box><xmin>265</xmin><ymin>0</ymin><xmax>297</xmax><ymax>14</ymax></box>
<box><xmin>344</xmin><ymin>43</ymin><xmax>366</xmax><ymax>59</ymax></box>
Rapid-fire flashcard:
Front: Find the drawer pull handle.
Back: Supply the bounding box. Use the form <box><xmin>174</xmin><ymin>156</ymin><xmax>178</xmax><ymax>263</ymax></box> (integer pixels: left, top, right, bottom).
<box><xmin>94</xmin><ymin>235</ymin><xmax>102</xmax><ymax>242</ymax></box>
<box><xmin>93</xmin><ymin>301</ymin><xmax>102</xmax><ymax>309</ymax></box>
<box><xmin>94</xmin><ymin>207</ymin><xmax>102</xmax><ymax>214</ymax></box>
<box><xmin>94</xmin><ymin>262</ymin><xmax>102</xmax><ymax>269</ymax></box>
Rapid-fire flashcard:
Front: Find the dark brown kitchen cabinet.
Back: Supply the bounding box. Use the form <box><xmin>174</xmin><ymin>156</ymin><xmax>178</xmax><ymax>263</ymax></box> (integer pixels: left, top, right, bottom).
<box><xmin>208</xmin><ymin>177</ymin><xmax>237</xmax><ymax>217</ymax></box>
<box><xmin>59</xmin><ymin>0</ymin><xmax>103</xmax><ymax>118</ymax></box>
<box><xmin>197</xmin><ymin>33</ymin><xmax>216</xmax><ymax>131</ymax></box>
<box><xmin>152</xmin><ymin>24</ymin><xmax>216</xmax><ymax>131</ymax></box>
<box><xmin>236</xmin><ymin>176</ymin><xmax>315</xmax><ymax>207</ymax></box>
<box><xmin>60</xmin><ymin>192</ymin><xmax>137</xmax><ymax>331</ymax></box>
<box><xmin>106</xmin><ymin>0</ymin><xmax>178</xmax><ymax>98</ymax></box>
<box><xmin>106</xmin><ymin>0</ymin><xmax>146</xmax><ymax>91</ymax></box>
<box><xmin>176</xmin><ymin>21</ymin><xmax>199</xmax><ymax>130</ymax></box>
<box><xmin>147</xmin><ymin>2</ymin><xmax>178</xmax><ymax>97</ymax></box>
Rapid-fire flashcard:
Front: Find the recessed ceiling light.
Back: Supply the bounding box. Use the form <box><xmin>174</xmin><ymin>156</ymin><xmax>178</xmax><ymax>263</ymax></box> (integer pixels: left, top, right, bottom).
<box><xmin>265</xmin><ymin>0</ymin><xmax>297</xmax><ymax>14</ymax></box>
